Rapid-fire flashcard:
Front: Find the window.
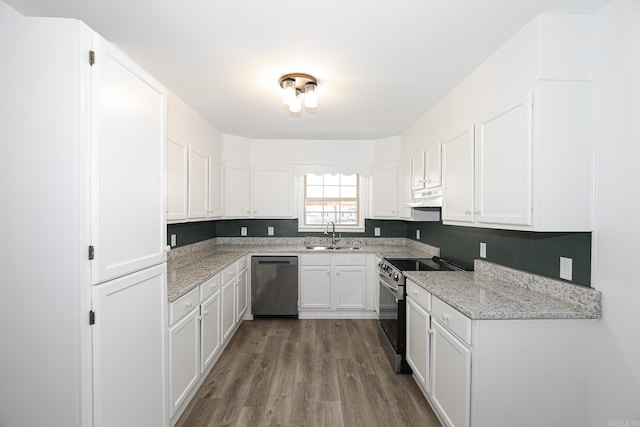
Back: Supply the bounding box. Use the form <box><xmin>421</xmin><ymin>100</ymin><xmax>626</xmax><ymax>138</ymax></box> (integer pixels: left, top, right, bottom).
<box><xmin>303</xmin><ymin>173</ymin><xmax>361</xmax><ymax>228</ymax></box>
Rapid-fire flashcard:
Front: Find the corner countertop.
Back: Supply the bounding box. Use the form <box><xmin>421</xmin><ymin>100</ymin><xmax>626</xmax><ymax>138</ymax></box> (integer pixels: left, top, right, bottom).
<box><xmin>167</xmin><ymin>238</ymin><xmax>438</xmax><ymax>303</ymax></box>
<box><xmin>404</xmin><ymin>263</ymin><xmax>601</xmax><ymax>320</ymax></box>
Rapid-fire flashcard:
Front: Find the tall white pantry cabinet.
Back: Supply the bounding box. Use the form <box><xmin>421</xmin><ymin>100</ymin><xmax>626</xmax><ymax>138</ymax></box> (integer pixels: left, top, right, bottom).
<box><xmin>0</xmin><ymin>17</ymin><xmax>168</xmax><ymax>427</ymax></box>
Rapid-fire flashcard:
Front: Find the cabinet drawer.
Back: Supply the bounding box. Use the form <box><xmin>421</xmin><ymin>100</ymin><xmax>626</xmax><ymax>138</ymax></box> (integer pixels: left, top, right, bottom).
<box><xmin>300</xmin><ymin>254</ymin><xmax>331</xmax><ymax>266</ymax></box>
<box><xmin>236</xmin><ymin>256</ymin><xmax>247</xmax><ymax>272</ymax></box>
<box><xmin>200</xmin><ymin>273</ymin><xmax>221</xmax><ymax>302</ymax></box>
<box><xmin>169</xmin><ymin>288</ymin><xmax>200</xmax><ymax>326</ymax></box>
<box><xmin>335</xmin><ymin>254</ymin><xmax>366</xmax><ymax>266</ymax></box>
<box><xmin>406</xmin><ymin>280</ymin><xmax>431</xmax><ymax>311</ymax></box>
<box><xmin>432</xmin><ymin>297</ymin><xmax>472</xmax><ymax>345</ymax></box>
<box><xmin>222</xmin><ymin>264</ymin><xmax>236</xmax><ymax>285</ymax></box>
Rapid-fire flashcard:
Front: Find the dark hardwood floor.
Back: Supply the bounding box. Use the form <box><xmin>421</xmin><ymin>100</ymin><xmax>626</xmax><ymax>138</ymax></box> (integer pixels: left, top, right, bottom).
<box><xmin>175</xmin><ymin>319</ymin><xmax>441</xmax><ymax>427</ymax></box>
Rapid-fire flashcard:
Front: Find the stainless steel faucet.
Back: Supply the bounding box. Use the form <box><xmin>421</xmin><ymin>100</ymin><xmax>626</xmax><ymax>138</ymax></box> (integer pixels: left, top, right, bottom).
<box><xmin>324</xmin><ymin>221</ymin><xmax>338</xmax><ymax>246</ymax></box>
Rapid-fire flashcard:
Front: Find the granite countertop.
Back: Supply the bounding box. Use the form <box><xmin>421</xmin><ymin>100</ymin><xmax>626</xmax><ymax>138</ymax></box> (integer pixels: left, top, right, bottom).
<box><xmin>167</xmin><ymin>238</ymin><xmax>438</xmax><ymax>302</ymax></box>
<box><xmin>404</xmin><ymin>266</ymin><xmax>601</xmax><ymax>320</ymax></box>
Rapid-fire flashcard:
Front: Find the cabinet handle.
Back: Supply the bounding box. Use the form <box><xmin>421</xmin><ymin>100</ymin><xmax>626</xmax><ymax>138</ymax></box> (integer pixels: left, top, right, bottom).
<box><xmin>186</xmin><ymin>302</ymin><xmax>193</xmax><ymax>309</ymax></box>
<box><xmin>464</xmin><ymin>210</ymin><xmax>471</xmax><ymax>215</ymax></box>
<box><xmin>336</xmin><ymin>272</ymin><xmax>340</xmax><ymax>276</ymax></box>
<box><xmin>441</xmin><ymin>313</ymin><xmax>450</xmax><ymax>322</ymax></box>
<box><xmin>428</xmin><ymin>328</ymin><xmax>434</xmax><ymax>335</ymax></box>
<box><xmin>203</xmin><ymin>310</ymin><xmax>208</xmax><ymax>316</ymax></box>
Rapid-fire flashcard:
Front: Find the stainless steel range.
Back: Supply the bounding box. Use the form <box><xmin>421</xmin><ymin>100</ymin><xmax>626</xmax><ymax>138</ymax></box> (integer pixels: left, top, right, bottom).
<box><xmin>378</xmin><ymin>256</ymin><xmax>465</xmax><ymax>373</ymax></box>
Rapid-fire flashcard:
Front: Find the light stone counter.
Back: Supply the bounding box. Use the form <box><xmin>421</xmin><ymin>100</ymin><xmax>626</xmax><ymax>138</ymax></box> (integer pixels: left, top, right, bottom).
<box><xmin>167</xmin><ymin>237</ymin><xmax>439</xmax><ymax>302</ymax></box>
<box><xmin>404</xmin><ymin>260</ymin><xmax>601</xmax><ymax>320</ymax></box>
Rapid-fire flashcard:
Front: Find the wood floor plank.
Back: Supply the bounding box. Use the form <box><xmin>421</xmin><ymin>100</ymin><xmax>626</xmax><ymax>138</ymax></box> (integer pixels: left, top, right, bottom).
<box><xmin>175</xmin><ymin>319</ymin><xmax>441</xmax><ymax>427</ymax></box>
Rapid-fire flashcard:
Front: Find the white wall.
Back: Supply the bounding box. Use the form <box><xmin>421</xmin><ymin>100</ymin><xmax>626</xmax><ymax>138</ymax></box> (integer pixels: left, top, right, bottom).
<box><xmin>167</xmin><ymin>91</ymin><xmax>222</xmax><ymax>158</ymax></box>
<box><xmin>0</xmin><ymin>0</ymin><xmax>20</xmax><ymax>16</ymax></box>
<box><xmin>589</xmin><ymin>0</ymin><xmax>640</xmax><ymax>425</ymax></box>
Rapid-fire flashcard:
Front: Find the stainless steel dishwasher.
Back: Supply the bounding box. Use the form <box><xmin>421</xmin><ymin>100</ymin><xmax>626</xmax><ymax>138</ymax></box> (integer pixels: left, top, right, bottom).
<box><xmin>251</xmin><ymin>256</ymin><xmax>298</xmax><ymax>318</ymax></box>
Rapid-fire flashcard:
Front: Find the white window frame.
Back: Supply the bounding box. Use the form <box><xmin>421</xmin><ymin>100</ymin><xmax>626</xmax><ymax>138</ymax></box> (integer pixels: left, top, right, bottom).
<box><xmin>297</xmin><ymin>175</ymin><xmax>365</xmax><ymax>233</ymax></box>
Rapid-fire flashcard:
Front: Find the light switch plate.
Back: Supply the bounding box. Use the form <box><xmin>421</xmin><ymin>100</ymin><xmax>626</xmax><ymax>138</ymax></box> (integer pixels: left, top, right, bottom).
<box><xmin>267</xmin><ymin>226</ymin><xmax>274</xmax><ymax>236</ymax></box>
<box><xmin>560</xmin><ymin>257</ymin><xmax>573</xmax><ymax>281</ymax></box>
<box><xmin>416</xmin><ymin>229</ymin><xmax>421</xmax><ymax>240</ymax></box>
<box><xmin>241</xmin><ymin>227</ymin><xmax>248</xmax><ymax>236</ymax></box>
<box><xmin>170</xmin><ymin>234</ymin><xmax>177</xmax><ymax>247</ymax></box>
<box><xmin>480</xmin><ymin>242</ymin><xmax>486</xmax><ymax>258</ymax></box>
<box><xmin>374</xmin><ymin>227</ymin><xmax>381</xmax><ymax>237</ymax></box>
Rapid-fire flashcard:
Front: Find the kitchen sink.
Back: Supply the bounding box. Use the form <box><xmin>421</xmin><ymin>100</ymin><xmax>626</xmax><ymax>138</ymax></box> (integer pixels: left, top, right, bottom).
<box><xmin>305</xmin><ymin>246</ymin><xmax>333</xmax><ymax>250</ymax></box>
<box><xmin>334</xmin><ymin>246</ymin><xmax>360</xmax><ymax>250</ymax></box>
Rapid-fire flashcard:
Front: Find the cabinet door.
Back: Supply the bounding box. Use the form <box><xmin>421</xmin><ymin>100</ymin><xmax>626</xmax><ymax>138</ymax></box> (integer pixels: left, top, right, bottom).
<box><xmin>236</xmin><ymin>268</ymin><xmax>248</xmax><ymax>321</ymax></box>
<box><xmin>92</xmin><ymin>264</ymin><xmax>167</xmax><ymax>427</ymax></box>
<box><xmin>166</xmin><ymin>139</ymin><xmax>188</xmax><ymax>221</ymax></box>
<box><xmin>299</xmin><ymin>266</ymin><xmax>332</xmax><ymax>309</ymax></box>
<box><xmin>406</xmin><ymin>297</ymin><xmax>430</xmax><ymax>392</ymax></box>
<box><xmin>221</xmin><ymin>280</ymin><xmax>236</xmax><ymax>341</ymax></box>
<box><xmin>92</xmin><ymin>39</ymin><xmax>166</xmax><ymax>284</ymax></box>
<box><xmin>411</xmin><ymin>150</ymin><xmax>426</xmax><ymax>190</ymax></box>
<box><xmin>431</xmin><ymin>319</ymin><xmax>471</xmax><ymax>427</ymax></box>
<box><xmin>200</xmin><ymin>291</ymin><xmax>221</xmax><ymax>373</ymax></box>
<box><xmin>335</xmin><ymin>266</ymin><xmax>367</xmax><ymax>309</ymax></box>
<box><xmin>225</xmin><ymin>164</ymin><xmax>251</xmax><ymax>217</ymax></box>
<box><xmin>168</xmin><ymin>305</ymin><xmax>200</xmax><ymax>418</ymax></box>
<box><xmin>475</xmin><ymin>90</ymin><xmax>533</xmax><ymax>226</ymax></box>
<box><xmin>398</xmin><ymin>161</ymin><xmax>412</xmax><ymax>219</ymax></box>
<box><xmin>188</xmin><ymin>146</ymin><xmax>208</xmax><ymax>219</ymax></box>
<box><xmin>252</xmin><ymin>167</ymin><xmax>293</xmax><ymax>217</ymax></box>
<box><xmin>372</xmin><ymin>163</ymin><xmax>399</xmax><ymax>218</ymax></box>
<box><xmin>424</xmin><ymin>142</ymin><xmax>442</xmax><ymax>189</ymax></box>
<box><xmin>208</xmin><ymin>158</ymin><xmax>223</xmax><ymax>217</ymax></box>
<box><xmin>442</xmin><ymin>128</ymin><xmax>475</xmax><ymax>223</ymax></box>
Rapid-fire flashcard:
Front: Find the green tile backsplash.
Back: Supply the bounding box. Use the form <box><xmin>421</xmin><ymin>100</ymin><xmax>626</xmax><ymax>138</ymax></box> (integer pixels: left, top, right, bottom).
<box><xmin>167</xmin><ymin>217</ymin><xmax>591</xmax><ymax>287</ymax></box>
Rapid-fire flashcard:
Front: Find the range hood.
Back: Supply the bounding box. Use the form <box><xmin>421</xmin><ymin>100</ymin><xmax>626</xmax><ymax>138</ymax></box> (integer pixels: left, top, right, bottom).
<box><xmin>406</xmin><ymin>188</ymin><xmax>443</xmax><ymax>208</ymax></box>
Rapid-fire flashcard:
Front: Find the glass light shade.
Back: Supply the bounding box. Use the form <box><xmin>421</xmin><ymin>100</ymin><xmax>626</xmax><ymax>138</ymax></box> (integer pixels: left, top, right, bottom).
<box><xmin>289</xmin><ymin>94</ymin><xmax>301</xmax><ymax>113</ymax></box>
<box><xmin>304</xmin><ymin>83</ymin><xmax>317</xmax><ymax>108</ymax></box>
<box><xmin>282</xmin><ymin>79</ymin><xmax>296</xmax><ymax>105</ymax></box>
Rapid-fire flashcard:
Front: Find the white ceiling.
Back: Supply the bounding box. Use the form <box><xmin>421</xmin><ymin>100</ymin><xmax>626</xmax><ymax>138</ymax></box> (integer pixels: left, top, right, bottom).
<box><xmin>6</xmin><ymin>0</ymin><xmax>608</xmax><ymax>140</ymax></box>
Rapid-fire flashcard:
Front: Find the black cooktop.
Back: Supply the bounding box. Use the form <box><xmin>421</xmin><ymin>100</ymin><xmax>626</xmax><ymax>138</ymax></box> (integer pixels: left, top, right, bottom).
<box><xmin>387</xmin><ymin>256</ymin><xmax>465</xmax><ymax>272</ymax></box>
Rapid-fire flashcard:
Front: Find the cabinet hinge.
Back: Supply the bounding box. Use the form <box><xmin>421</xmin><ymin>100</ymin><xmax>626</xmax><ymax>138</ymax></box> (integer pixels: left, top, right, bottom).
<box><xmin>88</xmin><ymin>245</ymin><xmax>95</xmax><ymax>260</ymax></box>
<box><xmin>89</xmin><ymin>50</ymin><xmax>95</xmax><ymax>66</ymax></box>
<box><xmin>89</xmin><ymin>310</ymin><xmax>95</xmax><ymax>325</ymax></box>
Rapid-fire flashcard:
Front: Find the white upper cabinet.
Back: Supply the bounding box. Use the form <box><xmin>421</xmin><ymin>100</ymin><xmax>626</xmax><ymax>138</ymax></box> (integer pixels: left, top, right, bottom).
<box><xmin>188</xmin><ymin>146</ymin><xmax>208</xmax><ymax>219</ymax></box>
<box><xmin>475</xmin><ymin>90</ymin><xmax>532</xmax><ymax>226</ymax></box>
<box><xmin>442</xmin><ymin>128</ymin><xmax>475</xmax><ymax>223</ymax></box>
<box><xmin>252</xmin><ymin>167</ymin><xmax>293</xmax><ymax>218</ymax></box>
<box><xmin>92</xmin><ymin>36</ymin><xmax>167</xmax><ymax>284</ymax></box>
<box><xmin>371</xmin><ymin>163</ymin><xmax>400</xmax><ymax>218</ymax></box>
<box><xmin>411</xmin><ymin>143</ymin><xmax>442</xmax><ymax>192</ymax></box>
<box><xmin>207</xmin><ymin>159</ymin><xmax>224</xmax><ymax>218</ymax></box>
<box><xmin>166</xmin><ymin>139</ymin><xmax>188</xmax><ymax>220</ymax></box>
<box><xmin>225</xmin><ymin>163</ymin><xmax>251</xmax><ymax>217</ymax></box>
<box><xmin>442</xmin><ymin>81</ymin><xmax>592</xmax><ymax>231</ymax></box>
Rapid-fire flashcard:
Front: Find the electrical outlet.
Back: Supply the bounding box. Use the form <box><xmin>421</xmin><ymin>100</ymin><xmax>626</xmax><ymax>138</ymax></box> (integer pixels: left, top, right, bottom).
<box><xmin>480</xmin><ymin>242</ymin><xmax>486</xmax><ymax>258</ymax></box>
<box><xmin>416</xmin><ymin>229</ymin><xmax>421</xmax><ymax>240</ymax></box>
<box><xmin>241</xmin><ymin>226</ymin><xmax>248</xmax><ymax>236</ymax></box>
<box><xmin>560</xmin><ymin>257</ymin><xmax>573</xmax><ymax>281</ymax></box>
<box><xmin>170</xmin><ymin>234</ymin><xmax>177</xmax><ymax>247</ymax></box>
<box><xmin>267</xmin><ymin>226</ymin><xmax>274</xmax><ymax>236</ymax></box>
<box><xmin>374</xmin><ymin>227</ymin><xmax>381</xmax><ymax>237</ymax></box>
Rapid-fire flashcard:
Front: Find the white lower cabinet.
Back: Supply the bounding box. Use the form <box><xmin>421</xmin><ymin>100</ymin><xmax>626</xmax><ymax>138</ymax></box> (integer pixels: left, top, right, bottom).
<box><xmin>236</xmin><ymin>267</ymin><xmax>248</xmax><ymax>321</ymax></box>
<box><xmin>200</xmin><ymin>291</ymin><xmax>221</xmax><ymax>372</ymax></box>
<box><xmin>299</xmin><ymin>254</ymin><xmax>373</xmax><ymax>317</ymax></box>
<box><xmin>405</xmin><ymin>280</ymin><xmax>594</xmax><ymax>427</ymax></box>
<box><xmin>431</xmin><ymin>319</ymin><xmax>471</xmax><ymax>427</ymax></box>
<box><xmin>406</xmin><ymin>294</ymin><xmax>431</xmax><ymax>393</ymax></box>
<box><xmin>169</xmin><ymin>258</ymin><xmax>247</xmax><ymax>424</ymax></box>
<box><xmin>221</xmin><ymin>272</ymin><xmax>237</xmax><ymax>341</ymax></box>
<box><xmin>167</xmin><ymin>286</ymin><xmax>201</xmax><ymax>418</ymax></box>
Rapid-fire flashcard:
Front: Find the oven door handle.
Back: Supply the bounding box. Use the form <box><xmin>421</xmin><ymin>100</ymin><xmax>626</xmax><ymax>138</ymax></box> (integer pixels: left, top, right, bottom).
<box><xmin>380</xmin><ymin>279</ymin><xmax>403</xmax><ymax>300</ymax></box>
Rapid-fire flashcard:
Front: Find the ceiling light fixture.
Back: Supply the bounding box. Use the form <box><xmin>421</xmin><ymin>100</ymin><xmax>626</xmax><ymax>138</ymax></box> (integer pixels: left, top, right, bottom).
<box><xmin>279</xmin><ymin>73</ymin><xmax>318</xmax><ymax>113</ymax></box>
